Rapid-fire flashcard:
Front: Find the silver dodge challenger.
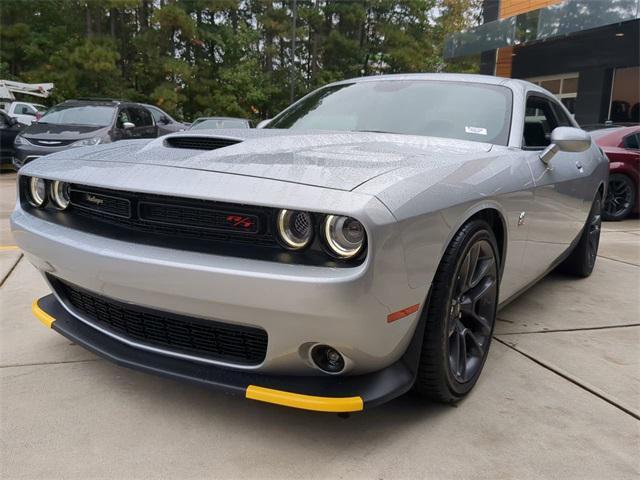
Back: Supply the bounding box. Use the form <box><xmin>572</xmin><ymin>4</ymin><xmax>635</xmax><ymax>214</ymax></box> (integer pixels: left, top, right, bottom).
<box><xmin>12</xmin><ymin>74</ymin><xmax>607</xmax><ymax>413</ymax></box>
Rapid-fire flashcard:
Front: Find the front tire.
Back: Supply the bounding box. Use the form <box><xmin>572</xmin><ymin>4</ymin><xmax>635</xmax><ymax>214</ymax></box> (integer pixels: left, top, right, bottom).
<box><xmin>414</xmin><ymin>220</ymin><xmax>499</xmax><ymax>403</ymax></box>
<box><xmin>559</xmin><ymin>195</ymin><xmax>602</xmax><ymax>278</ymax></box>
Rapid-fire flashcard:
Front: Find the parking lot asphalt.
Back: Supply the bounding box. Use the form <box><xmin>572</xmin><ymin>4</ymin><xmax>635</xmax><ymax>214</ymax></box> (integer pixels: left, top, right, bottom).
<box><xmin>1</xmin><ymin>172</ymin><xmax>639</xmax><ymax>479</ymax></box>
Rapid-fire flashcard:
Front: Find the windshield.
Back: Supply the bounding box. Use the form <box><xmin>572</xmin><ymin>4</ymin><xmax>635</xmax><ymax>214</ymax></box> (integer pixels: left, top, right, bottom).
<box><xmin>39</xmin><ymin>104</ymin><xmax>115</xmax><ymax>126</ymax></box>
<box><xmin>190</xmin><ymin>118</ymin><xmax>249</xmax><ymax>130</ymax></box>
<box><xmin>268</xmin><ymin>80</ymin><xmax>513</xmax><ymax>145</ymax></box>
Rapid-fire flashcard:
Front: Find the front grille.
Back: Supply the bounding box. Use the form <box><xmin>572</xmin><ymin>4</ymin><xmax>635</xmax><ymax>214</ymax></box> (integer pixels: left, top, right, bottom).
<box><xmin>139</xmin><ymin>202</ymin><xmax>259</xmax><ymax>234</ymax></box>
<box><xmin>54</xmin><ymin>277</ymin><xmax>268</xmax><ymax>365</ymax></box>
<box><xmin>66</xmin><ymin>184</ymin><xmax>277</xmax><ymax>248</ymax></box>
<box><xmin>165</xmin><ymin>136</ymin><xmax>241</xmax><ymax>150</ymax></box>
<box><xmin>20</xmin><ymin>179</ymin><xmax>363</xmax><ymax>267</ymax></box>
<box><xmin>27</xmin><ymin>138</ymin><xmax>76</xmax><ymax>147</ymax></box>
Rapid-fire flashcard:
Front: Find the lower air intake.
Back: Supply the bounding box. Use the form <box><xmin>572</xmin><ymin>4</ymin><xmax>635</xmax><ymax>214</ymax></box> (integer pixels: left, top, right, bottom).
<box><xmin>52</xmin><ymin>277</ymin><xmax>268</xmax><ymax>366</ymax></box>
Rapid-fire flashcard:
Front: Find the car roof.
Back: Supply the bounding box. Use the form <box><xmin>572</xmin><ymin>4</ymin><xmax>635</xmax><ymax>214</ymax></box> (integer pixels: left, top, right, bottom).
<box><xmin>328</xmin><ymin>72</ymin><xmax>541</xmax><ymax>92</ymax></box>
<box><xmin>142</xmin><ymin>104</ymin><xmax>167</xmax><ymax>112</ymax></box>
<box><xmin>194</xmin><ymin>116</ymin><xmax>249</xmax><ymax>121</ymax></box>
<box><xmin>63</xmin><ymin>99</ymin><xmax>147</xmax><ymax>107</ymax></box>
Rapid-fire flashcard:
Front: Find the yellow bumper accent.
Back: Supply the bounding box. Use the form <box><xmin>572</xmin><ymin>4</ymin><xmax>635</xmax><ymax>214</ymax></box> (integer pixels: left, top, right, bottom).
<box><xmin>32</xmin><ymin>299</ymin><xmax>55</xmax><ymax>328</ymax></box>
<box><xmin>246</xmin><ymin>385</ymin><xmax>363</xmax><ymax>412</ymax></box>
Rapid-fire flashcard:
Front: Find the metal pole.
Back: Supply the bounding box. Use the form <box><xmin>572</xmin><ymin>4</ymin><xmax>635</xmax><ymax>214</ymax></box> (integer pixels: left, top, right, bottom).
<box><xmin>290</xmin><ymin>0</ymin><xmax>297</xmax><ymax>104</ymax></box>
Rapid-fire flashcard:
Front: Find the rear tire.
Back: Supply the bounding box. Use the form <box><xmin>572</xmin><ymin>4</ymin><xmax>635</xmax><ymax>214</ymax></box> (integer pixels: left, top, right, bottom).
<box><xmin>414</xmin><ymin>219</ymin><xmax>499</xmax><ymax>403</ymax></box>
<box><xmin>603</xmin><ymin>173</ymin><xmax>635</xmax><ymax>221</ymax></box>
<box><xmin>558</xmin><ymin>195</ymin><xmax>602</xmax><ymax>278</ymax></box>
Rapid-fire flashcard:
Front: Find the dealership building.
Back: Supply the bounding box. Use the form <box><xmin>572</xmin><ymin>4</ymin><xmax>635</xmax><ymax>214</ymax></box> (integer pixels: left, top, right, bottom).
<box><xmin>445</xmin><ymin>0</ymin><xmax>640</xmax><ymax>126</ymax></box>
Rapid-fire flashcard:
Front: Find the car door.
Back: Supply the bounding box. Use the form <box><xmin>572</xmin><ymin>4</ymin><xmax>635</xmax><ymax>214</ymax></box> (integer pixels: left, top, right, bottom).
<box><xmin>522</xmin><ymin>94</ymin><xmax>590</xmax><ymax>278</ymax></box>
<box><xmin>0</xmin><ymin>112</ymin><xmax>20</xmax><ymax>165</ymax></box>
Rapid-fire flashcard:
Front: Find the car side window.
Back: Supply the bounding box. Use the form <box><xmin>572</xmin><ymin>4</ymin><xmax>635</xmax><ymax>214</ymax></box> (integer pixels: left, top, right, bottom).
<box><xmin>623</xmin><ymin>133</ymin><xmax>640</xmax><ymax>150</ymax></box>
<box><xmin>148</xmin><ymin>107</ymin><xmax>166</xmax><ymax>123</ymax></box>
<box><xmin>116</xmin><ymin>108</ymin><xmax>131</xmax><ymax>128</ymax></box>
<box><xmin>523</xmin><ymin>96</ymin><xmax>559</xmax><ymax>149</ymax></box>
<box><xmin>129</xmin><ymin>107</ymin><xmax>153</xmax><ymax>127</ymax></box>
<box><xmin>551</xmin><ymin>102</ymin><xmax>573</xmax><ymax>127</ymax></box>
<box><xmin>16</xmin><ymin>104</ymin><xmax>36</xmax><ymax>115</ymax></box>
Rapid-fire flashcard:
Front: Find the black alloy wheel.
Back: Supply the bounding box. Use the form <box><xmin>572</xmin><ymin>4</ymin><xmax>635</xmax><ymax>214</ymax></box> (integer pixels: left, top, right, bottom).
<box><xmin>603</xmin><ymin>174</ymin><xmax>635</xmax><ymax>221</ymax></box>
<box><xmin>559</xmin><ymin>194</ymin><xmax>602</xmax><ymax>278</ymax></box>
<box><xmin>447</xmin><ymin>238</ymin><xmax>498</xmax><ymax>383</ymax></box>
<box><xmin>414</xmin><ymin>219</ymin><xmax>500</xmax><ymax>403</ymax></box>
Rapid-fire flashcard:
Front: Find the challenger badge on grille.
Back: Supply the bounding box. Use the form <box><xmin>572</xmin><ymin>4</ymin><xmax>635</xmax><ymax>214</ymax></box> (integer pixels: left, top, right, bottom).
<box><xmin>70</xmin><ymin>189</ymin><xmax>132</xmax><ymax>218</ymax></box>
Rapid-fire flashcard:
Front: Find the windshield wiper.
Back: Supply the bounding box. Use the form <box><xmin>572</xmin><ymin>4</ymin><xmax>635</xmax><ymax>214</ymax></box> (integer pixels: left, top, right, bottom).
<box><xmin>353</xmin><ymin>129</ymin><xmax>397</xmax><ymax>134</ymax></box>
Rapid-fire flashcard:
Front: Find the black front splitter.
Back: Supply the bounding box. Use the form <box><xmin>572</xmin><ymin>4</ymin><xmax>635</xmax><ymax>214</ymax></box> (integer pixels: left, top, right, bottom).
<box><xmin>35</xmin><ymin>294</ymin><xmax>417</xmax><ymax>412</ymax></box>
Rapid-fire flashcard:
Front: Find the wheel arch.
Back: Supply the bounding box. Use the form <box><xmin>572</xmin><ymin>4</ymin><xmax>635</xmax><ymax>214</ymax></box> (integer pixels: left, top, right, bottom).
<box><xmin>441</xmin><ymin>204</ymin><xmax>508</xmax><ymax>274</ymax></box>
<box><xmin>466</xmin><ymin>208</ymin><xmax>506</xmax><ymax>271</ymax></box>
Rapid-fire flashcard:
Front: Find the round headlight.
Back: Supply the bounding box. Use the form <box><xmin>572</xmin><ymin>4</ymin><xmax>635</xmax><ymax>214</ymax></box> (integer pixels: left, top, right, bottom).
<box><xmin>51</xmin><ymin>181</ymin><xmax>70</xmax><ymax>210</ymax></box>
<box><xmin>277</xmin><ymin>209</ymin><xmax>313</xmax><ymax>250</ymax></box>
<box><xmin>27</xmin><ymin>177</ymin><xmax>47</xmax><ymax>207</ymax></box>
<box><xmin>323</xmin><ymin>215</ymin><xmax>365</xmax><ymax>259</ymax></box>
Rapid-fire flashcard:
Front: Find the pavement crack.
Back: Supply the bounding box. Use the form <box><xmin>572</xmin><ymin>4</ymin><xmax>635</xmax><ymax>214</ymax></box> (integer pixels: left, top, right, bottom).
<box><xmin>496</xmin><ymin>323</ymin><xmax>640</xmax><ymax>335</ymax></box>
<box><xmin>596</xmin><ymin>254</ymin><xmax>639</xmax><ymax>268</ymax></box>
<box><xmin>1</xmin><ymin>358</ymin><xmax>101</xmax><ymax>369</ymax></box>
<box><xmin>0</xmin><ymin>253</ymin><xmax>23</xmax><ymax>288</ymax></box>
<box><xmin>493</xmin><ymin>337</ymin><xmax>640</xmax><ymax>421</ymax></box>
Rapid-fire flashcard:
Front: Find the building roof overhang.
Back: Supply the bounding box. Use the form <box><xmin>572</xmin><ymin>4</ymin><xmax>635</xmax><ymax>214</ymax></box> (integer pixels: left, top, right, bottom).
<box><xmin>444</xmin><ymin>0</ymin><xmax>640</xmax><ymax>59</ymax></box>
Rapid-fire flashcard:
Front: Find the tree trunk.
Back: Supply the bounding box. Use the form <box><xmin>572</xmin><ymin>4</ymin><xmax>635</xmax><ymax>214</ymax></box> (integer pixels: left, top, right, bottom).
<box><xmin>110</xmin><ymin>8</ymin><xmax>116</xmax><ymax>38</ymax></box>
<box><xmin>85</xmin><ymin>2</ymin><xmax>92</xmax><ymax>38</ymax></box>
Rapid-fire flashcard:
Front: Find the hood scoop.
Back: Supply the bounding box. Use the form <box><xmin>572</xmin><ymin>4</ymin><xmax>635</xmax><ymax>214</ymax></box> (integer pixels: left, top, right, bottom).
<box><xmin>164</xmin><ymin>136</ymin><xmax>242</xmax><ymax>151</ymax></box>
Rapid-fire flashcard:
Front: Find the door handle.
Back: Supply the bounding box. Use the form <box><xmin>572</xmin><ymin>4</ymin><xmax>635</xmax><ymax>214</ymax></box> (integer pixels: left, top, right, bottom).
<box><xmin>575</xmin><ymin>161</ymin><xmax>583</xmax><ymax>170</ymax></box>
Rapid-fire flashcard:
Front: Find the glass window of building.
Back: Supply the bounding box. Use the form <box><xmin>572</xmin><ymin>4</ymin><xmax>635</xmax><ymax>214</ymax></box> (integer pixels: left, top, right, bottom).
<box><xmin>526</xmin><ymin>73</ymin><xmax>580</xmax><ymax>114</ymax></box>
<box><xmin>609</xmin><ymin>66</ymin><xmax>640</xmax><ymax>123</ymax></box>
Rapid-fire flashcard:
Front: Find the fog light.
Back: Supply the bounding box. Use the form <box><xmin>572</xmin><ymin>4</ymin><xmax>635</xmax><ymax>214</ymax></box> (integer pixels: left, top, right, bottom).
<box><xmin>311</xmin><ymin>345</ymin><xmax>345</xmax><ymax>374</ymax></box>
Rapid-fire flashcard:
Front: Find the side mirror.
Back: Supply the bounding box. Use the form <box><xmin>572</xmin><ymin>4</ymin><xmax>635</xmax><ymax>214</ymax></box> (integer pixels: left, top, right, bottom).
<box><xmin>160</xmin><ymin>115</ymin><xmax>171</xmax><ymax>124</ymax></box>
<box><xmin>9</xmin><ymin>117</ymin><xmax>19</xmax><ymax>126</ymax></box>
<box><xmin>122</xmin><ymin>121</ymin><xmax>135</xmax><ymax>129</ymax></box>
<box><xmin>539</xmin><ymin>127</ymin><xmax>591</xmax><ymax>164</ymax></box>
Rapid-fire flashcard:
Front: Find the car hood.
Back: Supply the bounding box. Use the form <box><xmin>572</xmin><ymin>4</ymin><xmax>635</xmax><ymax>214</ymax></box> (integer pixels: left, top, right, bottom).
<box><xmin>22</xmin><ymin>122</ymin><xmax>108</xmax><ymax>140</ymax></box>
<box><xmin>40</xmin><ymin>129</ymin><xmax>494</xmax><ymax>191</ymax></box>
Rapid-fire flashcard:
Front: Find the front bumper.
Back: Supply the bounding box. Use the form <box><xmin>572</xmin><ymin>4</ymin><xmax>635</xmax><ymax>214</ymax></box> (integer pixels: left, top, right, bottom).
<box><xmin>34</xmin><ymin>295</ymin><xmax>417</xmax><ymax>412</ymax></box>
<box><xmin>13</xmin><ymin>143</ymin><xmax>71</xmax><ymax>169</ymax></box>
<box><xmin>12</xmin><ymin>189</ymin><xmax>424</xmax><ymax>375</ymax></box>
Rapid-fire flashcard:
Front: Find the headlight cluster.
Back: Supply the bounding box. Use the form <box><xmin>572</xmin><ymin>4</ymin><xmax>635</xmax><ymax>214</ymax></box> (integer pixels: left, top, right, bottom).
<box><xmin>25</xmin><ymin>176</ymin><xmax>71</xmax><ymax>210</ymax></box>
<box><xmin>14</xmin><ymin>135</ymin><xmax>31</xmax><ymax>146</ymax></box>
<box><xmin>71</xmin><ymin>137</ymin><xmax>102</xmax><ymax>147</ymax></box>
<box><xmin>276</xmin><ymin>209</ymin><xmax>366</xmax><ymax>260</ymax></box>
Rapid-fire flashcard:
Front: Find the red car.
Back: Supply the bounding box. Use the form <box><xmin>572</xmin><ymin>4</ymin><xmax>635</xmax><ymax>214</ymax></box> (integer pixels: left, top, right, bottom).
<box><xmin>591</xmin><ymin>126</ymin><xmax>640</xmax><ymax>220</ymax></box>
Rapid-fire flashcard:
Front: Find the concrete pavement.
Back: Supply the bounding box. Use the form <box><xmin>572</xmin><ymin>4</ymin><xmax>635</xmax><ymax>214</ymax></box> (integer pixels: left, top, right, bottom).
<box><xmin>1</xmin><ymin>172</ymin><xmax>639</xmax><ymax>479</ymax></box>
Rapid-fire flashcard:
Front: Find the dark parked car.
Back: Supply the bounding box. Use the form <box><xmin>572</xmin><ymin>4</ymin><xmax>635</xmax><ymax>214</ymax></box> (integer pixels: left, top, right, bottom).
<box><xmin>189</xmin><ymin>116</ymin><xmax>251</xmax><ymax>130</ymax></box>
<box><xmin>591</xmin><ymin>126</ymin><xmax>639</xmax><ymax>220</ymax></box>
<box><xmin>0</xmin><ymin>111</ymin><xmax>25</xmax><ymax>170</ymax></box>
<box><xmin>143</xmin><ymin>104</ymin><xmax>187</xmax><ymax>135</ymax></box>
<box><xmin>13</xmin><ymin>99</ymin><xmax>176</xmax><ymax>170</ymax></box>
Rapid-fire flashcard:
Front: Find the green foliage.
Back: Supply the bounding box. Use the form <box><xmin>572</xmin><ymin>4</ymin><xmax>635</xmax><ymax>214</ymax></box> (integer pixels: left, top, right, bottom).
<box><xmin>0</xmin><ymin>0</ymin><xmax>481</xmax><ymax>121</ymax></box>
